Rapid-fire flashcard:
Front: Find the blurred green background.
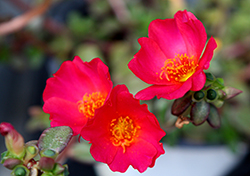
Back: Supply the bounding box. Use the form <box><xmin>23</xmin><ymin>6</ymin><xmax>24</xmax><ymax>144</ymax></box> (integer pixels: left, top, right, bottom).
<box><xmin>0</xmin><ymin>0</ymin><xmax>249</xmax><ymax>158</ymax></box>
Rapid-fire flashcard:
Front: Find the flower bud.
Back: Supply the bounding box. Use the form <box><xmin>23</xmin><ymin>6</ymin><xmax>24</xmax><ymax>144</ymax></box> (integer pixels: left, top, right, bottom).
<box><xmin>12</xmin><ymin>165</ymin><xmax>30</xmax><ymax>176</ymax></box>
<box><xmin>24</xmin><ymin>144</ymin><xmax>39</xmax><ymax>164</ymax></box>
<box><xmin>193</xmin><ymin>90</ymin><xmax>205</xmax><ymax>102</ymax></box>
<box><xmin>40</xmin><ymin>149</ymin><xmax>58</xmax><ymax>159</ymax></box>
<box><xmin>0</xmin><ymin>122</ymin><xmax>25</xmax><ymax>158</ymax></box>
<box><xmin>39</xmin><ymin>157</ymin><xmax>55</xmax><ymax>171</ymax></box>
<box><xmin>206</xmin><ymin>89</ymin><xmax>218</xmax><ymax>101</ymax></box>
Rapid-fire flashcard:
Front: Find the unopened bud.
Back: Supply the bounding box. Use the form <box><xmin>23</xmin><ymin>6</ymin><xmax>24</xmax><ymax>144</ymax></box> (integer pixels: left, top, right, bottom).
<box><xmin>193</xmin><ymin>91</ymin><xmax>205</xmax><ymax>101</ymax></box>
<box><xmin>0</xmin><ymin>122</ymin><xmax>25</xmax><ymax>158</ymax></box>
<box><xmin>24</xmin><ymin>145</ymin><xmax>38</xmax><ymax>164</ymax></box>
<box><xmin>206</xmin><ymin>89</ymin><xmax>217</xmax><ymax>101</ymax></box>
<box><xmin>12</xmin><ymin>165</ymin><xmax>30</xmax><ymax>176</ymax></box>
<box><xmin>39</xmin><ymin>157</ymin><xmax>55</xmax><ymax>171</ymax></box>
<box><xmin>40</xmin><ymin>149</ymin><xmax>58</xmax><ymax>159</ymax></box>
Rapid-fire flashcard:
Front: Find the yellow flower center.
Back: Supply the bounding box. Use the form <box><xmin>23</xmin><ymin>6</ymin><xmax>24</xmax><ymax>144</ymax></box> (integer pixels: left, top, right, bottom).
<box><xmin>159</xmin><ymin>53</ymin><xmax>198</xmax><ymax>82</ymax></box>
<box><xmin>78</xmin><ymin>92</ymin><xmax>106</xmax><ymax>119</ymax></box>
<box><xmin>110</xmin><ymin>116</ymin><xmax>140</xmax><ymax>153</ymax></box>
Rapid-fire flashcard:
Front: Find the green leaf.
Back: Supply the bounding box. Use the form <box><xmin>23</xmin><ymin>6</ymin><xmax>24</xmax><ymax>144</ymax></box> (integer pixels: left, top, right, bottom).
<box><xmin>171</xmin><ymin>92</ymin><xmax>192</xmax><ymax>116</ymax></box>
<box><xmin>38</xmin><ymin>126</ymin><xmax>73</xmax><ymax>154</ymax></box>
<box><xmin>205</xmin><ymin>72</ymin><xmax>215</xmax><ymax>81</ymax></box>
<box><xmin>190</xmin><ymin>100</ymin><xmax>210</xmax><ymax>126</ymax></box>
<box><xmin>207</xmin><ymin>104</ymin><xmax>221</xmax><ymax>129</ymax></box>
<box><xmin>1</xmin><ymin>151</ymin><xmax>9</xmax><ymax>164</ymax></box>
<box><xmin>213</xmin><ymin>78</ymin><xmax>225</xmax><ymax>89</ymax></box>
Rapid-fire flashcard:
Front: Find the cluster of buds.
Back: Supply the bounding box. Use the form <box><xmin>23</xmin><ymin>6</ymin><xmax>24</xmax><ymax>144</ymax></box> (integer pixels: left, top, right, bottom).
<box><xmin>0</xmin><ymin>122</ymin><xmax>72</xmax><ymax>176</ymax></box>
<box><xmin>172</xmin><ymin>73</ymin><xmax>242</xmax><ymax>129</ymax></box>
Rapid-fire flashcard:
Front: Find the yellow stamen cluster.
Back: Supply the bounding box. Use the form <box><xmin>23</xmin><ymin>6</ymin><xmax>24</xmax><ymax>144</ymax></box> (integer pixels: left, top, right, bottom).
<box><xmin>78</xmin><ymin>92</ymin><xmax>106</xmax><ymax>119</ymax></box>
<box><xmin>159</xmin><ymin>53</ymin><xmax>198</xmax><ymax>82</ymax></box>
<box><xmin>110</xmin><ymin>116</ymin><xmax>140</xmax><ymax>153</ymax></box>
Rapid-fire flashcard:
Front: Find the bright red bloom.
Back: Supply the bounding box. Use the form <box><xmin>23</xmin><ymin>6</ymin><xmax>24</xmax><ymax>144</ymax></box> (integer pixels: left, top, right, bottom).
<box><xmin>81</xmin><ymin>85</ymin><xmax>165</xmax><ymax>173</ymax></box>
<box><xmin>128</xmin><ymin>10</ymin><xmax>217</xmax><ymax>100</ymax></box>
<box><xmin>43</xmin><ymin>56</ymin><xmax>113</xmax><ymax>135</ymax></box>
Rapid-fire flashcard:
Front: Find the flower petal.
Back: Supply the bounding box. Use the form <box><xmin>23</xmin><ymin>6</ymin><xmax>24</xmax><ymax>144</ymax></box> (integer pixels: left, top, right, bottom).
<box><xmin>128</xmin><ymin>37</ymin><xmax>174</xmax><ymax>85</ymax></box>
<box><xmin>109</xmin><ymin>138</ymin><xmax>157</xmax><ymax>173</ymax></box>
<box><xmin>89</xmin><ymin>134</ymin><xmax>118</xmax><ymax>165</ymax></box>
<box><xmin>148</xmin><ymin>18</ymin><xmax>187</xmax><ymax>58</ymax></box>
<box><xmin>174</xmin><ymin>10</ymin><xmax>207</xmax><ymax>58</ymax></box>
<box><xmin>190</xmin><ymin>71</ymin><xmax>206</xmax><ymax>91</ymax></box>
<box><xmin>43</xmin><ymin>57</ymin><xmax>113</xmax><ymax>103</ymax></box>
<box><xmin>43</xmin><ymin>61</ymin><xmax>94</xmax><ymax>103</ymax></box>
<box><xmin>198</xmin><ymin>37</ymin><xmax>217</xmax><ymax>70</ymax></box>
<box><xmin>73</xmin><ymin>56</ymin><xmax>112</xmax><ymax>85</ymax></box>
<box><xmin>43</xmin><ymin>97</ymin><xmax>86</xmax><ymax>135</ymax></box>
<box><xmin>135</xmin><ymin>80</ymin><xmax>192</xmax><ymax>100</ymax></box>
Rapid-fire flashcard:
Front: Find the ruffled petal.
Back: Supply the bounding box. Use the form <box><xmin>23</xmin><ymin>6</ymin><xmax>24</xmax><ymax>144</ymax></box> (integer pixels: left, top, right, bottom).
<box><xmin>89</xmin><ymin>134</ymin><xmax>118</xmax><ymax>165</ymax></box>
<box><xmin>72</xmin><ymin>57</ymin><xmax>112</xmax><ymax>87</ymax></box>
<box><xmin>135</xmin><ymin>81</ymin><xmax>192</xmax><ymax>100</ymax></box>
<box><xmin>43</xmin><ymin>57</ymin><xmax>113</xmax><ymax>103</ymax></box>
<box><xmin>109</xmin><ymin>138</ymin><xmax>157</xmax><ymax>173</ymax></box>
<box><xmin>175</xmin><ymin>10</ymin><xmax>207</xmax><ymax>58</ymax></box>
<box><xmin>128</xmin><ymin>37</ymin><xmax>175</xmax><ymax>85</ymax></box>
<box><xmin>149</xmin><ymin>143</ymin><xmax>165</xmax><ymax>168</ymax></box>
<box><xmin>43</xmin><ymin>61</ymin><xmax>92</xmax><ymax>102</ymax></box>
<box><xmin>148</xmin><ymin>18</ymin><xmax>187</xmax><ymax>58</ymax></box>
<box><xmin>198</xmin><ymin>37</ymin><xmax>217</xmax><ymax>70</ymax></box>
<box><xmin>43</xmin><ymin>97</ymin><xmax>86</xmax><ymax>135</ymax></box>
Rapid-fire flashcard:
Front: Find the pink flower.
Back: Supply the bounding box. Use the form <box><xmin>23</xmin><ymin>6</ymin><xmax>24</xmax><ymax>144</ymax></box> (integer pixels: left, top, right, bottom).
<box><xmin>128</xmin><ymin>10</ymin><xmax>217</xmax><ymax>100</ymax></box>
<box><xmin>43</xmin><ymin>56</ymin><xmax>113</xmax><ymax>135</ymax></box>
<box><xmin>81</xmin><ymin>85</ymin><xmax>165</xmax><ymax>173</ymax></box>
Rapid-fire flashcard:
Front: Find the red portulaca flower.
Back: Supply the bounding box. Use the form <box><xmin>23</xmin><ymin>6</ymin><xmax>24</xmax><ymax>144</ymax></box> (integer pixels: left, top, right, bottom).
<box><xmin>128</xmin><ymin>10</ymin><xmax>217</xmax><ymax>100</ymax></box>
<box><xmin>43</xmin><ymin>56</ymin><xmax>113</xmax><ymax>135</ymax></box>
<box><xmin>81</xmin><ymin>85</ymin><xmax>165</xmax><ymax>173</ymax></box>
